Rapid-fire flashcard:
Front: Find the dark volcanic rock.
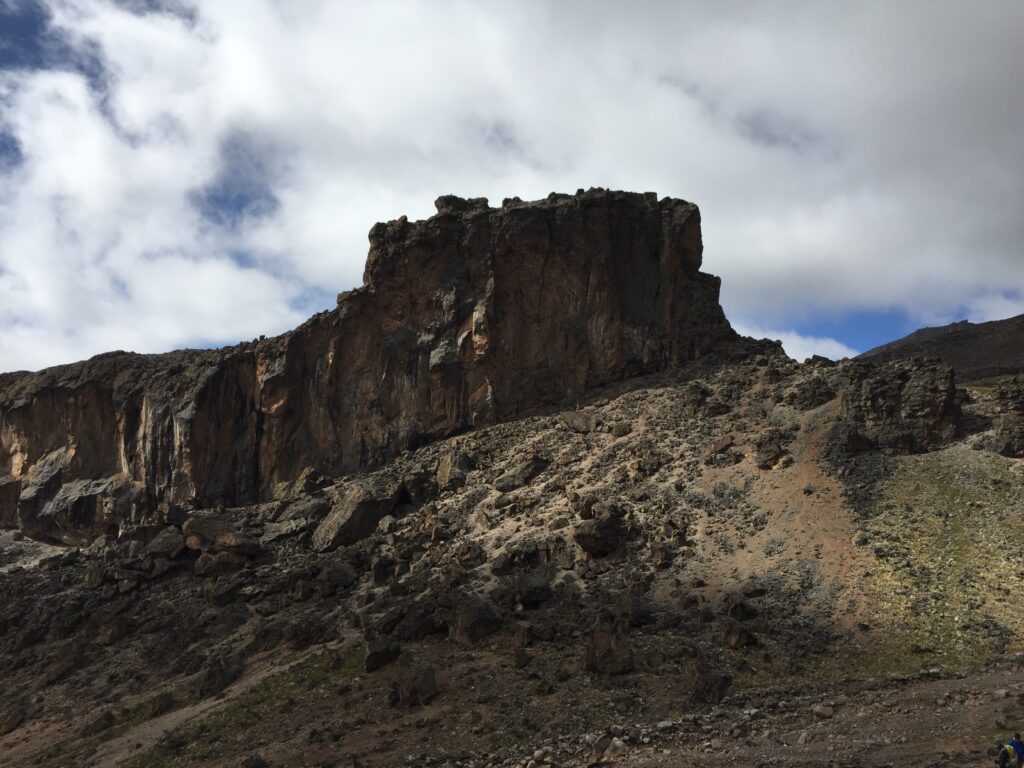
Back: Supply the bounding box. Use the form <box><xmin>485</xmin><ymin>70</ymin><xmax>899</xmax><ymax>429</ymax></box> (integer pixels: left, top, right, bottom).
<box><xmin>839</xmin><ymin>359</ymin><xmax>961</xmax><ymax>454</ymax></box>
<box><xmin>0</xmin><ymin>189</ymin><xmax>747</xmax><ymax>543</ymax></box>
<box><xmin>451</xmin><ymin>595</ymin><xmax>503</xmax><ymax>644</ymax></box>
<box><xmin>493</xmin><ymin>454</ymin><xmax>549</xmax><ymax>492</ymax></box>
<box><xmin>312</xmin><ymin>477</ymin><xmax>405</xmax><ymax>552</ymax></box>
<box><xmin>390</xmin><ymin>658</ymin><xmax>438</xmax><ymax>706</ymax></box>
<box><xmin>989</xmin><ymin>379</ymin><xmax>1024</xmax><ymax>458</ymax></box>
<box><xmin>573</xmin><ymin>502</ymin><xmax>626</xmax><ymax>557</ymax></box>
<box><xmin>364</xmin><ymin>636</ymin><xmax>401</xmax><ymax>672</ymax></box>
<box><xmin>680</xmin><ymin>658</ymin><xmax>732</xmax><ymax>704</ymax></box>
<box><xmin>585</xmin><ymin>623</ymin><xmax>635</xmax><ymax>674</ymax></box>
<box><xmin>784</xmin><ymin>374</ymin><xmax>836</xmax><ymax>410</ymax></box>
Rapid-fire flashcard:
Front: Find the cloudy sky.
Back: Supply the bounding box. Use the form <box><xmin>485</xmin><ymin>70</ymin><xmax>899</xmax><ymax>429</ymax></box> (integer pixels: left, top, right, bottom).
<box><xmin>0</xmin><ymin>0</ymin><xmax>1022</xmax><ymax>371</ymax></box>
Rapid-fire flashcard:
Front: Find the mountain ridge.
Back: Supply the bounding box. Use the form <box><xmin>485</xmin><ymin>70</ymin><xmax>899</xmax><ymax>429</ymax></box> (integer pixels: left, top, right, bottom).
<box><xmin>859</xmin><ymin>312</ymin><xmax>1024</xmax><ymax>382</ymax></box>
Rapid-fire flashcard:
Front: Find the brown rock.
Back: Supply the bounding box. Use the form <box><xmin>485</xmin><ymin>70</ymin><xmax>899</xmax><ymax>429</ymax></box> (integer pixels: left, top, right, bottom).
<box><xmin>493</xmin><ymin>454</ymin><xmax>549</xmax><ymax>492</ymax></box>
<box><xmin>753</xmin><ymin>427</ymin><xmax>787</xmax><ymax>469</ymax></box>
<box><xmin>562</xmin><ymin>410</ymin><xmax>599</xmax><ymax>434</ymax></box>
<box><xmin>726</xmin><ymin>597</ymin><xmax>758</xmax><ymax>621</ymax></box>
<box><xmin>990</xmin><ymin>380</ymin><xmax>1024</xmax><ymax>458</ymax></box>
<box><xmin>136</xmin><ymin>691</ymin><xmax>176</xmax><ymax>720</ymax></box>
<box><xmin>0</xmin><ymin>190</ymin><xmax>747</xmax><ymax>543</ymax></box>
<box><xmin>839</xmin><ymin>359</ymin><xmax>961</xmax><ymax>454</ymax></box>
<box><xmin>585</xmin><ymin>624</ymin><xmax>634</xmax><ymax>674</ymax></box>
<box><xmin>83</xmin><ymin>560</ymin><xmax>106</xmax><ymax>589</ymax></box>
<box><xmin>364</xmin><ymin>637</ymin><xmax>401</xmax><ymax>672</ymax></box>
<box><xmin>42</xmin><ymin>645</ymin><xmax>83</xmax><ymax>685</ymax></box>
<box><xmin>435</xmin><ymin>448</ymin><xmax>472</xmax><ymax>491</ymax></box>
<box><xmin>390</xmin><ymin>658</ymin><xmax>438</xmax><ymax>706</ymax></box>
<box><xmin>94</xmin><ymin>614</ymin><xmax>129</xmax><ymax>646</ymax></box>
<box><xmin>312</xmin><ymin>478</ymin><xmax>404</xmax><ymax>551</ymax></box>
<box><xmin>193</xmin><ymin>551</ymin><xmax>246</xmax><ymax>577</ymax></box>
<box><xmin>80</xmin><ymin>709</ymin><xmax>114</xmax><ymax>736</ymax></box>
<box><xmin>0</xmin><ymin>701</ymin><xmax>26</xmax><ymax>736</ymax></box>
<box><xmin>196</xmin><ymin>654</ymin><xmax>243</xmax><ymax>699</ymax></box>
<box><xmin>451</xmin><ymin>596</ymin><xmax>503</xmax><ymax>644</ymax></box>
<box><xmin>723</xmin><ymin>624</ymin><xmax>759</xmax><ymax>649</ymax></box>
<box><xmin>784</xmin><ymin>374</ymin><xmax>836</xmax><ymax>410</ymax></box>
<box><xmin>573</xmin><ymin>503</ymin><xmax>626</xmax><ymax>557</ymax></box>
<box><xmin>679</xmin><ymin>658</ymin><xmax>732</xmax><ymax>704</ymax></box>
<box><xmin>181</xmin><ymin>513</ymin><xmax>259</xmax><ymax>556</ymax></box>
<box><xmin>143</xmin><ymin>526</ymin><xmax>185</xmax><ymax>559</ymax></box>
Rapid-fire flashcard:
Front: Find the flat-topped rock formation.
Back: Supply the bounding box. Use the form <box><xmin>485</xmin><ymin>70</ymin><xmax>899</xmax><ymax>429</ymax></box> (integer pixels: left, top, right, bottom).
<box><xmin>0</xmin><ymin>189</ymin><xmax>755</xmax><ymax>543</ymax></box>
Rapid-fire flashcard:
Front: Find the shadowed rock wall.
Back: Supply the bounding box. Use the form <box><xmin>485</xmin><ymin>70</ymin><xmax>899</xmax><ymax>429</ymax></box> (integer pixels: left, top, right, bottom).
<box><xmin>0</xmin><ymin>189</ymin><xmax>746</xmax><ymax>543</ymax></box>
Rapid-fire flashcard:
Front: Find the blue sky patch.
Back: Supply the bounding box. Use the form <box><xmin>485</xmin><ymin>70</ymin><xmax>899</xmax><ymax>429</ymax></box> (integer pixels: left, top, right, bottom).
<box><xmin>0</xmin><ymin>1</ymin><xmax>53</xmax><ymax>71</ymax></box>
<box><xmin>289</xmin><ymin>286</ymin><xmax>336</xmax><ymax>315</ymax></box>
<box><xmin>190</xmin><ymin>131</ymin><xmax>281</xmax><ymax>230</ymax></box>
<box><xmin>0</xmin><ymin>131</ymin><xmax>22</xmax><ymax>170</ymax></box>
<box><xmin>790</xmin><ymin>308</ymin><xmax>918</xmax><ymax>353</ymax></box>
<box><xmin>0</xmin><ymin>1</ymin><xmax>107</xmax><ymax>89</ymax></box>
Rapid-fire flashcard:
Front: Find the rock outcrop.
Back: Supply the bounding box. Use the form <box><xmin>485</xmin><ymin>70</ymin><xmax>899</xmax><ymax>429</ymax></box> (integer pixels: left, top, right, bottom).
<box><xmin>0</xmin><ymin>189</ymin><xmax>748</xmax><ymax>543</ymax></box>
<box><xmin>837</xmin><ymin>359</ymin><xmax>961</xmax><ymax>454</ymax></box>
<box><xmin>989</xmin><ymin>378</ymin><xmax>1024</xmax><ymax>458</ymax></box>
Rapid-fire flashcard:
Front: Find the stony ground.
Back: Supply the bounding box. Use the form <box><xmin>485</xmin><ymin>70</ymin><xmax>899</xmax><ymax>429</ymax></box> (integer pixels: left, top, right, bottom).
<box><xmin>2</xmin><ymin>353</ymin><xmax>1023</xmax><ymax>767</ymax></box>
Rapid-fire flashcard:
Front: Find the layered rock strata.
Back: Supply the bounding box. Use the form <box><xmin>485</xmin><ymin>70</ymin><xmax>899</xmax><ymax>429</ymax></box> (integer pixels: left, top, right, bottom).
<box><xmin>0</xmin><ymin>189</ymin><xmax>745</xmax><ymax>543</ymax></box>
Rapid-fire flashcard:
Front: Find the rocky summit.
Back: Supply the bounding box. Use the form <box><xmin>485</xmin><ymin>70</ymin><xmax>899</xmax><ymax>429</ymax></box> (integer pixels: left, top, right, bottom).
<box><xmin>0</xmin><ymin>190</ymin><xmax>749</xmax><ymax>546</ymax></box>
<box><xmin>1</xmin><ymin>191</ymin><xmax>1023</xmax><ymax>768</ymax></box>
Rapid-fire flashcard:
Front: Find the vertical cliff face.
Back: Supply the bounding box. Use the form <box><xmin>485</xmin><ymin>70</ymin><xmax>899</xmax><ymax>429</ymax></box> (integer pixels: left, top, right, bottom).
<box><xmin>0</xmin><ymin>189</ymin><xmax>746</xmax><ymax>543</ymax></box>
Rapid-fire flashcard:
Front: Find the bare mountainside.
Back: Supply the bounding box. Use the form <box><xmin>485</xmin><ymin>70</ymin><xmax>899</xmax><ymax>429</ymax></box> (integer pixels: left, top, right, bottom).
<box><xmin>1</xmin><ymin>192</ymin><xmax>1023</xmax><ymax>768</ymax></box>
<box><xmin>860</xmin><ymin>313</ymin><xmax>1024</xmax><ymax>383</ymax></box>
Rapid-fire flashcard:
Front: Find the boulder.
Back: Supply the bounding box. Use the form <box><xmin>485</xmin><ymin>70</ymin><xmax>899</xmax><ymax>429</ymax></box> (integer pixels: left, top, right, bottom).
<box><xmin>451</xmin><ymin>596</ymin><xmax>503</xmax><ymax>644</ymax></box>
<box><xmin>726</xmin><ymin>597</ymin><xmax>758</xmax><ymax>621</ymax></box>
<box><xmin>679</xmin><ymin>658</ymin><xmax>732</xmax><ymax>704</ymax></box>
<box><xmin>493</xmin><ymin>454</ymin><xmax>550</xmax><ymax>492</ymax></box>
<box><xmin>990</xmin><ymin>381</ymin><xmax>1024</xmax><ymax>458</ymax></box>
<box><xmin>401</xmin><ymin>466</ymin><xmax>437</xmax><ymax>505</ymax></box>
<box><xmin>784</xmin><ymin>374</ymin><xmax>836</xmax><ymax>410</ymax></box>
<box><xmin>0</xmin><ymin>701</ymin><xmax>26</xmax><ymax>736</ymax></box>
<box><xmin>573</xmin><ymin>503</ymin><xmax>626</xmax><ymax>557</ymax></box>
<box><xmin>364</xmin><ymin>637</ymin><xmax>401</xmax><ymax>672</ymax></box>
<box><xmin>136</xmin><ymin>691</ymin><xmax>176</xmax><ymax>720</ymax></box>
<box><xmin>182</xmin><ymin>513</ymin><xmax>259</xmax><ymax>556</ymax></box>
<box><xmin>143</xmin><ymin>527</ymin><xmax>185</xmax><ymax>560</ymax></box>
<box><xmin>312</xmin><ymin>478</ymin><xmax>404</xmax><ymax>552</ymax></box>
<box><xmin>316</xmin><ymin>561</ymin><xmax>358</xmax><ymax>592</ymax></box>
<box><xmin>260</xmin><ymin>517</ymin><xmax>314</xmax><ymax>545</ymax></box>
<box><xmin>390</xmin><ymin>658</ymin><xmax>438</xmax><ymax>706</ymax></box>
<box><xmin>193</xmin><ymin>551</ymin><xmax>246</xmax><ymax>577</ymax></box>
<box><xmin>753</xmin><ymin>427</ymin><xmax>786</xmax><ymax>469</ymax></box>
<box><xmin>196</xmin><ymin>654</ymin><xmax>243</xmax><ymax>699</ymax></box>
<box><xmin>585</xmin><ymin>624</ymin><xmax>634</xmax><ymax>674</ymax></box>
<box><xmin>723</xmin><ymin>624</ymin><xmax>759</xmax><ymax>649</ymax></box>
<box><xmin>561</xmin><ymin>410</ymin><xmax>599</xmax><ymax>434</ymax></box>
<box><xmin>436</xmin><ymin>448</ymin><xmax>473</xmax><ymax>492</ymax></box>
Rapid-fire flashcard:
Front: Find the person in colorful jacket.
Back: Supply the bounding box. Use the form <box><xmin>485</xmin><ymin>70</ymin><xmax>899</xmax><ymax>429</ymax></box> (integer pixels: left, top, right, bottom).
<box><xmin>1008</xmin><ymin>733</ymin><xmax>1024</xmax><ymax>767</ymax></box>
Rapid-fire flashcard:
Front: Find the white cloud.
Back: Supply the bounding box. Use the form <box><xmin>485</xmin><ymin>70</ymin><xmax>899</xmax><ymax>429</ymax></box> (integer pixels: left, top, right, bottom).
<box><xmin>732</xmin><ymin>323</ymin><xmax>859</xmax><ymax>364</ymax></box>
<box><xmin>0</xmin><ymin>1</ymin><xmax>1022</xmax><ymax>371</ymax></box>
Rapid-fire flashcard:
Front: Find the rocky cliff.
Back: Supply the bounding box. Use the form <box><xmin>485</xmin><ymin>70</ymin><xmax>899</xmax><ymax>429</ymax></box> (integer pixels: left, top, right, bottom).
<box><xmin>0</xmin><ymin>189</ymin><xmax>749</xmax><ymax>544</ymax></box>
